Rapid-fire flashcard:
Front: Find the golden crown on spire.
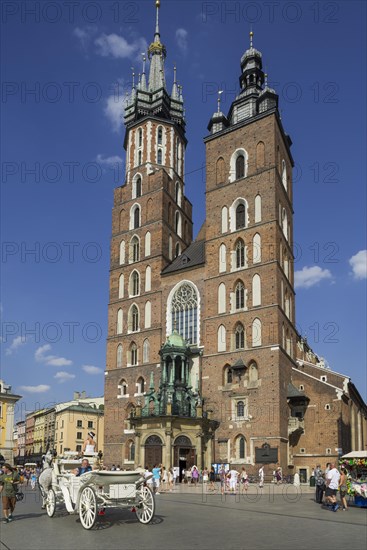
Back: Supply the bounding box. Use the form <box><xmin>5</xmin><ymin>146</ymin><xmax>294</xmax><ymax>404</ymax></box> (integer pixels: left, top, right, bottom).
<box><xmin>156</xmin><ymin>0</ymin><xmax>160</xmax><ymax>7</ymax></box>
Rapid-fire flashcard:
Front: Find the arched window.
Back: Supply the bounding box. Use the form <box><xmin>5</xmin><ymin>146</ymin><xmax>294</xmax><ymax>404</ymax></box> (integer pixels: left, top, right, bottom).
<box><xmin>116</xmin><ymin>344</ymin><xmax>123</xmax><ymax>368</ymax></box>
<box><xmin>175</xmin><ymin>211</ymin><xmax>182</xmax><ymax>237</ymax></box>
<box><xmin>252</xmin><ymin>274</ymin><xmax>261</xmax><ymax>307</ymax></box>
<box><xmin>237</xmin><ymin>401</ymin><xmax>245</xmax><ymax>418</ymax></box>
<box><xmin>135</xmin><ymin>177</ymin><xmax>142</xmax><ymax>198</ymax></box>
<box><xmin>136</xmin><ymin>376</ymin><xmax>145</xmax><ymax>394</ymax></box>
<box><xmin>219</xmin><ymin>243</ymin><xmax>227</xmax><ymax>273</ymax></box>
<box><xmin>226</xmin><ymin>368</ymin><xmax>233</xmax><ymax>384</ymax></box>
<box><xmin>230</xmin><ymin>198</ymin><xmax>248</xmax><ymax>232</ymax></box>
<box><xmin>118</xmin><ymin>379</ymin><xmax>128</xmax><ymax>396</ymax></box>
<box><xmin>221</xmin><ymin>206</ymin><xmax>228</xmax><ymax>234</ymax></box>
<box><xmin>236</xmin><ymin>239</ymin><xmax>245</xmax><ymax>268</ymax></box>
<box><xmin>134</xmin><ymin>206</ymin><xmax>140</xmax><ymax>229</ymax></box>
<box><xmin>118</xmin><ymin>274</ymin><xmax>124</xmax><ymax>299</ymax></box>
<box><xmin>282</xmin><ymin>208</ymin><xmax>288</xmax><ymax>240</ymax></box>
<box><xmin>119</xmin><ymin>241</ymin><xmax>125</xmax><ymax>264</ymax></box>
<box><xmin>175</xmin><ymin>182</ymin><xmax>181</xmax><ymax>205</ymax></box>
<box><xmin>128</xmin><ymin>440</ymin><xmax>135</xmax><ymax>461</ymax></box>
<box><xmin>170</xmin><ymin>282</ymin><xmax>199</xmax><ymax>345</ymax></box>
<box><xmin>249</xmin><ymin>361</ymin><xmax>258</xmax><ymax>382</ymax></box>
<box><xmin>129</xmin><ymin>270</ymin><xmax>140</xmax><ymax>297</ymax></box>
<box><xmin>157</xmin><ymin>149</ymin><xmax>163</xmax><ymax>165</ymax></box>
<box><xmin>145</xmin><ymin>266</ymin><xmax>151</xmax><ymax>292</ymax></box>
<box><xmin>218</xmin><ymin>283</ymin><xmax>226</xmax><ymax>314</ymax></box>
<box><xmin>143</xmin><ymin>339</ymin><xmax>150</xmax><ymax>363</ymax></box>
<box><xmin>144</xmin><ymin>301</ymin><xmax>151</xmax><ymax>329</ymax></box>
<box><xmin>175</xmin><ymin>243</ymin><xmax>181</xmax><ymax>258</ymax></box>
<box><xmin>255</xmin><ymin>194</ymin><xmax>262</xmax><ymax>223</ymax></box>
<box><xmin>282</xmin><ymin>160</ymin><xmax>287</xmax><ymax>190</ymax></box>
<box><xmin>239</xmin><ymin>436</ymin><xmax>245</xmax><ymax>459</ymax></box>
<box><xmin>169</xmin><ymin>235</ymin><xmax>173</xmax><ymax>260</ymax></box>
<box><xmin>157</xmin><ymin>126</ymin><xmax>163</xmax><ymax>145</ymax></box>
<box><xmin>235</xmin><ymin>281</ymin><xmax>245</xmax><ymax>310</ymax></box>
<box><xmin>252</xmin><ymin>318</ymin><xmax>262</xmax><ymax>347</ymax></box>
<box><xmin>145</xmin><ymin>231</ymin><xmax>151</xmax><ymax>257</ymax></box>
<box><xmin>117</xmin><ymin>309</ymin><xmax>123</xmax><ymax>334</ymax></box>
<box><xmin>236</xmin><ymin>203</ymin><xmax>246</xmax><ymax>229</ymax></box>
<box><xmin>236</xmin><ymin>155</ymin><xmax>245</xmax><ymax>179</ymax></box>
<box><xmin>128</xmin><ymin>305</ymin><xmax>139</xmax><ymax>333</ymax></box>
<box><xmin>235</xmin><ymin>323</ymin><xmax>245</xmax><ymax>349</ymax></box>
<box><xmin>216</xmin><ymin>157</ymin><xmax>225</xmax><ymax>184</ymax></box>
<box><xmin>130</xmin><ymin>343</ymin><xmax>138</xmax><ymax>366</ymax></box>
<box><xmin>256</xmin><ymin>141</ymin><xmax>265</xmax><ymax>168</ymax></box>
<box><xmin>138</xmin><ymin>150</ymin><xmax>142</xmax><ymax>166</ymax></box>
<box><xmin>230</xmin><ymin>149</ymin><xmax>248</xmax><ymax>183</ymax></box>
<box><xmin>217</xmin><ymin>325</ymin><xmax>226</xmax><ymax>352</ymax></box>
<box><xmin>253</xmin><ymin>233</ymin><xmax>261</xmax><ymax>264</ymax></box>
<box><xmin>129</xmin><ymin>236</ymin><xmax>140</xmax><ymax>263</ymax></box>
<box><xmin>138</xmin><ymin>128</ymin><xmax>143</xmax><ymax>147</ymax></box>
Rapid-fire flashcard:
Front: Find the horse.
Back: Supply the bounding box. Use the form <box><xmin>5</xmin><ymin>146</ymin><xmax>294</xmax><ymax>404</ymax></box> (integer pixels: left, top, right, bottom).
<box><xmin>38</xmin><ymin>449</ymin><xmax>55</xmax><ymax>508</ymax></box>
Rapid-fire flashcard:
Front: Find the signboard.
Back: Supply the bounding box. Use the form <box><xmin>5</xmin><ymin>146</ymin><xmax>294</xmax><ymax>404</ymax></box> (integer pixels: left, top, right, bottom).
<box><xmin>255</xmin><ymin>443</ymin><xmax>278</xmax><ymax>464</ymax></box>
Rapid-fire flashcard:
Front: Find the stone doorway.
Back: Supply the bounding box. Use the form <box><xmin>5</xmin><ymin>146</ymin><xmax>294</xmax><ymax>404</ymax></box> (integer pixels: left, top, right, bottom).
<box><xmin>174</xmin><ymin>435</ymin><xmax>196</xmax><ymax>482</ymax></box>
<box><xmin>144</xmin><ymin>435</ymin><xmax>163</xmax><ymax>469</ymax></box>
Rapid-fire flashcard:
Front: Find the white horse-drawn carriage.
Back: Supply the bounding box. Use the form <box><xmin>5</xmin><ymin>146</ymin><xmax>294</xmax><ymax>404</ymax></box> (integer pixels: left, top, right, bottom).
<box><xmin>39</xmin><ymin>452</ymin><xmax>155</xmax><ymax>530</ymax></box>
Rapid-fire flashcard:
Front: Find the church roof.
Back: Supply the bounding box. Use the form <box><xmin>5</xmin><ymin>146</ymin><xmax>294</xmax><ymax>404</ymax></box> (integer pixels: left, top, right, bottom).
<box><xmin>162</xmin><ymin>240</ymin><xmax>205</xmax><ymax>275</ymax></box>
<box><xmin>287</xmin><ymin>383</ymin><xmax>305</xmax><ymax>398</ymax></box>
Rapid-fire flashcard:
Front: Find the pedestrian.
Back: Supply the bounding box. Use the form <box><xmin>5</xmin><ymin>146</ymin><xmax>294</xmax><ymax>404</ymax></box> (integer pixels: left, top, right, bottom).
<box><xmin>240</xmin><ymin>467</ymin><xmax>249</xmax><ymax>494</ymax></box>
<box><xmin>152</xmin><ymin>464</ymin><xmax>161</xmax><ymax>494</ymax></box>
<box><xmin>208</xmin><ymin>467</ymin><xmax>216</xmax><ymax>491</ymax></box>
<box><xmin>0</xmin><ymin>463</ymin><xmax>20</xmax><ymax>523</ymax></box>
<box><xmin>219</xmin><ymin>465</ymin><xmax>226</xmax><ymax>495</ymax></box>
<box><xmin>168</xmin><ymin>467</ymin><xmax>174</xmax><ymax>491</ymax></box>
<box><xmin>161</xmin><ymin>466</ymin><xmax>168</xmax><ymax>491</ymax></box>
<box><xmin>259</xmin><ymin>465</ymin><xmax>264</xmax><ymax>488</ymax></box>
<box><xmin>275</xmin><ymin>467</ymin><xmax>282</xmax><ymax>485</ymax></box>
<box><xmin>111</xmin><ymin>464</ymin><xmax>116</xmax><ymax>471</ymax></box>
<box><xmin>228</xmin><ymin>468</ymin><xmax>238</xmax><ymax>493</ymax></box>
<box><xmin>192</xmin><ymin>466</ymin><xmax>199</xmax><ymax>486</ymax></box>
<box><xmin>339</xmin><ymin>468</ymin><xmax>348</xmax><ymax>511</ymax></box>
<box><xmin>30</xmin><ymin>469</ymin><xmax>37</xmax><ymax>490</ymax></box>
<box><xmin>324</xmin><ymin>462</ymin><xmax>340</xmax><ymax>512</ymax></box>
<box><xmin>202</xmin><ymin>467</ymin><xmax>209</xmax><ymax>484</ymax></box>
<box><xmin>173</xmin><ymin>466</ymin><xmax>179</xmax><ymax>484</ymax></box>
<box><xmin>82</xmin><ymin>431</ymin><xmax>97</xmax><ymax>455</ymax></box>
<box><xmin>315</xmin><ymin>464</ymin><xmax>325</xmax><ymax>503</ymax></box>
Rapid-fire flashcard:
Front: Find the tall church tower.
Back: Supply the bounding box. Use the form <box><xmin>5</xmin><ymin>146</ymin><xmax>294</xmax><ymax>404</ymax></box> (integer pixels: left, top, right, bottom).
<box><xmin>104</xmin><ymin>0</ymin><xmax>193</xmax><ymax>465</ymax></box>
<box><xmin>202</xmin><ymin>32</ymin><xmax>297</xmax><ymax>467</ymax></box>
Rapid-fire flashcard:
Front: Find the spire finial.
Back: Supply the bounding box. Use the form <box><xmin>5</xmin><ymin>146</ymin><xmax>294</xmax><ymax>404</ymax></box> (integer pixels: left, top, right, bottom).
<box><xmin>142</xmin><ymin>53</ymin><xmax>146</xmax><ymax>74</ymax></box>
<box><xmin>155</xmin><ymin>0</ymin><xmax>161</xmax><ymax>37</ymax></box>
<box><xmin>264</xmin><ymin>73</ymin><xmax>268</xmax><ymax>87</ymax></box>
<box><xmin>250</xmin><ymin>29</ymin><xmax>254</xmax><ymax>48</ymax></box>
<box><xmin>217</xmin><ymin>90</ymin><xmax>223</xmax><ymax>113</ymax></box>
<box><xmin>131</xmin><ymin>67</ymin><xmax>135</xmax><ymax>89</ymax></box>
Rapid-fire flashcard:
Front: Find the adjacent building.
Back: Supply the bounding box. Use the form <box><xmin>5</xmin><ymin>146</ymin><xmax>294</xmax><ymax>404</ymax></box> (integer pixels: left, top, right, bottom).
<box><xmin>0</xmin><ymin>380</ymin><xmax>22</xmax><ymax>462</ymax></box>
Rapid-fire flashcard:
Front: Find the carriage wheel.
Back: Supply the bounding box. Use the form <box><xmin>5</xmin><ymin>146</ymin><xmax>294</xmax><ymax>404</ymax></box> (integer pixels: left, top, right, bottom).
<box><xmin>79</xmin><ymin>486</ymin><xmax>97</xmax><ymax>530</ymax></box>
<box><xmin>46</xmin><ymin>489</ymin><xmax>56</xmax><ymax>517</ymax></box>
<box><xmin>135</xmin><ymin>485</ymin><xmax>155</xmax><ymax>524</ymax></box>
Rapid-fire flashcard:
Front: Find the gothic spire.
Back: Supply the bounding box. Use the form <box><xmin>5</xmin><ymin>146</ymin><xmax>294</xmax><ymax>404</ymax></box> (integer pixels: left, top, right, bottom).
<box><xmin>148</xmin><ymin>0</ymin><xmax>167</xmax><ymax>92</ymax></box>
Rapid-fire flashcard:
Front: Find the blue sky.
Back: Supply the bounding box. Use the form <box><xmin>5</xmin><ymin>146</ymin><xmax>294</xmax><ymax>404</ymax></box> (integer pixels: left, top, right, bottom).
<box><xmin>1</xmin><ymin>0</ymin><xmax>366</xmax><ymax>419</ymax></box>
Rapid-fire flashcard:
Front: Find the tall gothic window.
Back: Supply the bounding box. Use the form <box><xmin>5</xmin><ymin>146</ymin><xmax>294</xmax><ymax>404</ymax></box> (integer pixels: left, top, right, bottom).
<box><xmin>226</xmin><ymin>368</ymin><xmax>233</xmax><ymax>384</ymax></box>
<box><xmin>236</xmin><ymin>155</ymin><xmax>245</xmax><ymax>179</ymax></box>
<box><xmin>239</xmin><ymin>436</ymin><xmax>245</xmax><ymax>459</ymax></box>
<box><xmin>138</xmin><ymin>151</ymin><xmax>142</xmax><ymax>165</ymax></box>
<box><xmin>116</xmin><ymin>344</ymin><xmax>123</xmax><ymax>368</ymax></box>
<box><xmin>130</xmin><ymin>236</ymin><xmax>140</xmax><ymax>263</ymax></box>
<box><xmin>133</xmin><ymin>206</ymin><xmax>140</xmax><ymax>229</ymax></box>
<box><xmin>130</xmin><ymin>343</ymin><xmax>138</xmax><ymax>366</ymax></box>
<box><xmin>236</xmin><ymin>239</ymin><xmax>245</xmax><ymax>268</ymax></box>
<box><xmin>235</xmin><ymin>323</ymin><xmax>245</xmax><ymax>349</ymax></box>
<box><xmin>129</xmin><ymin>305</ymin><xmax>139</xmax><ymax>333</ymax></box>
<box><xmin>171</xmin><ymin>283</ymin><xmax>198</xmax><ymax>344</ymax></box>
<box><xmin>157</xmin><ymin>127</ymin><xmax>163</xmax><ymax>145</ymax></box>
<box><xmin>157</xmin><ymin>149</ymin><xmax>163</xmax><ymax>165</ymax></box>
<box><xmin>235</xmin><ymin>281</ymin><xmax>245</xmax><ymax>310</ymax></box>
<box><xmin>136</xmin><ymin>177</ymin><xmax>142</xmax><ymax>198</ymax></box>
<box><xmin>130</xmin><ymin>271</ymin><xmax>139</xmax><ymax>297</ymax></box>
<box><xmin>236</xmin><ymin>204</ymin><xmax>246</xmax><ymax>229</ymax></box>
<box><xmin>138</xmin><ymin>128</ymin><xmax>143</xmax><ymax>147</ymax></box>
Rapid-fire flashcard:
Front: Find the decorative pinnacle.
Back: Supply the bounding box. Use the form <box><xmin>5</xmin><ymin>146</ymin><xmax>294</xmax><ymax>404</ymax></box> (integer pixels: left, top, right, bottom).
<box><xmin>264</xmin><ymin>73</ymin><xmax>268</xmax><ymax>87</ymax></box>
<box><xmin>217</xmin><ymin>90</ymin><xmax>223</xmax><ymax>113</ymax></box>
<box><xmin>155</xmin><ymin>0</ymin><xmax>161</xmax><ymax>36</ymax></box>
<box><xmin>142</xmin><ymin>53</ymin><xmax>146</xmax><ymax>73</ymax></box>
<box><xmin>250</xmin><ymin>30</ymin><xmax>254</xmax><ymax>48</ymax></box>
<box><xmin>131</xmin><ymin>67</ymin><xmax>135</xmax><ymax>89</ymax></box>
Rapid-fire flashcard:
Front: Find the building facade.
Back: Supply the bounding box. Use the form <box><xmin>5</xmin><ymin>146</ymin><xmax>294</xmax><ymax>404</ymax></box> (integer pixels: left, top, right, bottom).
<box><xmin>104</xmin><ymin>2</ymin><xmax>367</xmax><ymax>477</ymax></box>
<box><xmin>0</xmin><ymin>380</ymin><xmax>22</xmax><ymax>462</ymax></box>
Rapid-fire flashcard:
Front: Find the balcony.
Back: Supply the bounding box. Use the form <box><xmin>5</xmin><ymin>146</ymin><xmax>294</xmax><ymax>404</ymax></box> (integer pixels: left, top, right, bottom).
<box><xmin>288</xmin><ymin>417</ymin><xmax>304</xmax><ymax>436</ymax></box>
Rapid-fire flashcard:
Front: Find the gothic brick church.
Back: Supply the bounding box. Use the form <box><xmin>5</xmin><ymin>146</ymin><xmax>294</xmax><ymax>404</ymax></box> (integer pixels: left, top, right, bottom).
<box><xmin>104</xmin><ymin>1</ymin><xmax>366</xmax><ymax>480</ymax></box>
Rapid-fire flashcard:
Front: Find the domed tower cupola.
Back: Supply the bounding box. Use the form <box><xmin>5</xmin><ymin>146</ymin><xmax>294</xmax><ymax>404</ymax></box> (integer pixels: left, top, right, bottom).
<box><xmin>239</xmin><ymin>31</ymin><xmax>265</xmax><ymax>95</ymax></box>
<box><xmin>208</xmin><ymin>91</ymin><xmax>229</xmax><ymax>135</ymax></box>
<box><xmin>258</xmin><ymin>72</ymin><xmax>279</xmax><ymax>113</ymax></box>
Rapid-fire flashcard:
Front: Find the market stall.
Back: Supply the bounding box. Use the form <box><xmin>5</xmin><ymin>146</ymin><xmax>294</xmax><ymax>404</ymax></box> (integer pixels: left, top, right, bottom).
<box><xmin>339</xmin><ymin>451</ymin><xmax>367</xmax><ymax>508</ymax></box>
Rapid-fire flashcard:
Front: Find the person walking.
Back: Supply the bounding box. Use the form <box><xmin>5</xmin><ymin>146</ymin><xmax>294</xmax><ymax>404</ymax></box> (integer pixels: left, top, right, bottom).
<box><xmin>191</xmin><ymin>466</ymin><xmax>199</xmax><ymax>486</ymax></box>
<box><xmin>0</xmin><ymin>464</ymin><xmax>20</xmax><ymax>523</ymax></box>
<box><xmin>315</xmin><ymin>464</ymin><xmax>325</xmax><ymax>504</ymax></box>
<box><xmin>325</xmin><ymin>462</ymin><xmax>341</xmax><ymax>511</ymax></box>
<box><xmin>152</xmin><ymin>464</ymin><xmax>161</xmax><ymax>494</ymax></box>
<box><xmin>208</xmin><ymin>467</ymin><xmax>216</xmax><ymax>491</ymax></box>
<box><xmin>240</xmin><ymin>467</ymin><xmax>249</xmax><ymax>494</ymax></box>
<box><xmin>228</xmin><ymin>468</ymin><xmax>238</xmax><ymax>494</ymax></box>
<box><xmin>339</xmin><ymin>468</ymin><xmax>348</xmax><ymax>511</ymax></box>
<box><xmin>219</xmin><ymin>465</ymin><xmax>226</xmax><ymax>495</ymax></box>
<box><xmin>259</xmin><ymin>465</ymin><xmax>264</xmax><ymax>488</ymax></box>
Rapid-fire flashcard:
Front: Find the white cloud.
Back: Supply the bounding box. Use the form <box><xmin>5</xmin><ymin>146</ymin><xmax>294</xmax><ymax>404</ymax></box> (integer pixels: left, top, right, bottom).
<box><xmin>295</xmin><ymin>266</ymin><xmax>333</xmax><ymax>289</ymax></box>
<box><xmin>82</xmin><ymin>365</ymin><xmax>103</xmax><ymax>375</ymax></box>
<box><xmin>104</xmin><ymin>94</ymin><xmax>125</xmax><ymax>133</ymax></box>
<box><xmin>54</xmin><ymin>371</ymin><xmax>76</xmax><ymax>383</ymax></box>
<box><xmin>35</xmin><ymin>344</ymin><xmax>73</xmax><ymax>367</ymax></box>
<box><xmin>175</xmin><ymin>28</ymin><xmax>188</xmax><ymax>54</ymax></box>
<box><xmin>95</xmin><ymin>33</ymin><xmax>147</xmax><ymax>60</ymax></box>
<box><xmin>5</xmin><ymin>335</ymin><xmax>26</xmax><ymax>356</ymax></box>
<box><xmin>96</xmin><ymin>154</ymin><xmax>123</xmax><ymax>168</ymax></box>
<box><xmin>349</xmin><ymin>250</ymin><xmax>367</xmax><ymax>280</ymax></box>
<box><xmin>73</xmin><ymin>26</ymin><xmax>98</xmax><ymax>53</ymax></box>
<box><xmin>19</xmin><ymin>385</ymin><xmax>50</xmax><ymax>393</ymax></box>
